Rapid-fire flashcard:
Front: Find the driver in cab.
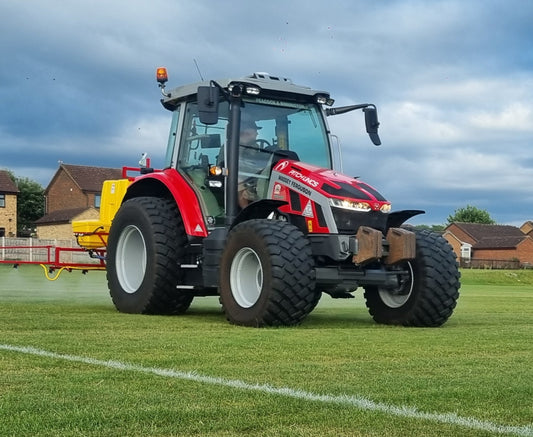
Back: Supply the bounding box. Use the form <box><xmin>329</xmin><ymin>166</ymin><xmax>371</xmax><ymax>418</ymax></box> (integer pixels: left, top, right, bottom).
<box><xmin>237</xmin><ymin>119</ymin><xmax>272</xmax><ymax>208</ymax></box>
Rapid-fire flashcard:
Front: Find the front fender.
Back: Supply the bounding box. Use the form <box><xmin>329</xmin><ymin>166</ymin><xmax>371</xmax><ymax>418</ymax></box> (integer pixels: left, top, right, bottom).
<box><xmin>386</xmin><ymin>209</ymin><xmax>425</xmax><ymax>230</ymax></box>
<box><xmin>124</xmin><ymin>168</ymin><xmax>208</xmax><ymax>237</ymax></box>
<box><xmin>231</xmin><ymin>199</ymin><xmax>288</xmax><ymax>229</ymax></box>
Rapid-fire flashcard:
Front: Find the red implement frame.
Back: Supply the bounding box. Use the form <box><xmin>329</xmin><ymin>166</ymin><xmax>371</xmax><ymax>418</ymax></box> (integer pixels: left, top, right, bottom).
<box><xmin>0</xmin><ymin>244</ymin><xmax>106</xmax><ymax>279</ymax></box>
<box><xmin>0</xmin><ymin>161</ymin><xmax>158</xmax><ymax>279</ymax></box>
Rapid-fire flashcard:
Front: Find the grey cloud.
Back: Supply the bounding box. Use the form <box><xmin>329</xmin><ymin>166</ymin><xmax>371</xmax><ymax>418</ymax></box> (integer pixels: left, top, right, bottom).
<box><xmin>1</xmin><ymin>0</ymin><xmax>532</xmax><ymax>225</ymax></box>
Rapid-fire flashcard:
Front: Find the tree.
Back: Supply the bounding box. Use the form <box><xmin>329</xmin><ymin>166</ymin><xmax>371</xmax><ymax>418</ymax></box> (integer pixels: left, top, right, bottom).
<box><xmin>5</xmin><ymin>171</ymin><xmax>45</xmax><ymax>236</ymax></box>
<box><xmin>447</xmin><ymin>205</ymin><xmax>496</xmax><ymax>225</ymax></box>
<box><xmin>414</xmin><ymin>224</ymin><xmax>445</xmax><ymax>232</ymax></box>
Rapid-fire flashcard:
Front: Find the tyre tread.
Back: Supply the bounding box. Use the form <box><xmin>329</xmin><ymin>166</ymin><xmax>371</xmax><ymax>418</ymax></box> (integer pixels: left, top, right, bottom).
<box><xmin>364</xmin><ymin>229</ymin><xmax>460</xmax><ymax>327</ymax></box>
<box><xmin>221</xmin><ymin>219</ymin><xmax>320</xmax><ymax>326</ymax></box>
<box><xmin>107</xmin><ymin>197</ymin><xmax>193</xmax><ymax>315</ymax></box>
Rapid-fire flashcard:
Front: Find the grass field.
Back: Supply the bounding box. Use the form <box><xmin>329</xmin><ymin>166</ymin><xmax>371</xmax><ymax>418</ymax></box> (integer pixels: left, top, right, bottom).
<box><xmin>0</xmin><ymin>265</ymin><xmax>532</xmax><ymax>436</ymax></box>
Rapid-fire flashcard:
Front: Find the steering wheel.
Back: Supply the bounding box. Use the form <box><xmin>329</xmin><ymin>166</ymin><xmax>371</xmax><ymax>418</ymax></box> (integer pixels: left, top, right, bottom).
<box><xmin>255</xmin><ymin>139</ymin><xmax>271</xmax><ymax>149</ymax></box>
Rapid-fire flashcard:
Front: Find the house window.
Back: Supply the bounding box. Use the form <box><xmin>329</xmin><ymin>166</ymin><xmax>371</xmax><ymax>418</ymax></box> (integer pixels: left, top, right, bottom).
<box><xmin>0</xmin><ymin>194</ymin><xmax>5</xmax><ymax>208</ymax></box>
<box><xmin>460</xmin><ymin>243</ymin><xmax>472</xmax><ymax>260</ymax></box>
<box><xmin>95</xmin><ymin>194</ymin><xmax>101</xmax><ymax>208</ymax></box>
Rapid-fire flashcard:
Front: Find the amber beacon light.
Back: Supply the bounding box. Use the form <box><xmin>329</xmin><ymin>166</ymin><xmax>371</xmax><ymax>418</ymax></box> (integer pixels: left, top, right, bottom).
<box><xmin>156</xmin><ymin>67</ymin><xmax>168</xmax><ymax>84</ymax></box>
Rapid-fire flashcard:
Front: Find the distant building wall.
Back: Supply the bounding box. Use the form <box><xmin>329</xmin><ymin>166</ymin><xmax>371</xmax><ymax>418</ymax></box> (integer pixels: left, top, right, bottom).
<box><xmin>36</xmin><ymin>209</ymin><xmax>99</xmax><ymax>240</ymax></box>
<box><xmin>443</xmin><ymin>232</ymin><xmax>462</xmax><ymax>260</ymax></box>
<box><xmin>515</xmin><ymin>239</ymin><xmax>533</xmax><ymax>264</ymax></box>
<box><xmin>444</xmin><ymin>224</ymin><xmax>476</xmax><ymax>245</ymax></box>
<box><xmin>0</xmin><ymin>193</ymin><xmax>17</xmax><ymax>236</ymax></box>
<box><xmin>473</xmin><ymin>248</ymin><xmax>517</xmax><ymax>261</ymax></box>
<box><xmin>47</xmin><ymin>171</ymin><xmax>87</xmax><ymax>213</ymax></box>
<box><xmin>36</xmin><ymin>223</ymin><xmax>76</xmax><ymax>240</ymax></box>
<box><xmin>521</xmin><ymin>222</ymin><xmax>533</xmax><ymax>236</ymax></box>
<box><xmin>466</xmin><ymin>239</ymin><xmax>533</xmax><ymax>265</ymax></box>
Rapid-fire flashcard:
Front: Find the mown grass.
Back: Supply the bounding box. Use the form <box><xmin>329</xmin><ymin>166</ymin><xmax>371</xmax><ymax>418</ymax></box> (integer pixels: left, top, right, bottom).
<box><xmin>0</xmin><ymin>265</ymin><xmax>532</xmax><ymax>436</ymax></box>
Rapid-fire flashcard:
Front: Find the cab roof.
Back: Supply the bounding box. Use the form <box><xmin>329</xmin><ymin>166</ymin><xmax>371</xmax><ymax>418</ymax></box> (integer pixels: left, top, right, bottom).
<box><xmin>161</xmin><ymin>73</ymin><xmax>331</xmax><ymax>108</ymax></box>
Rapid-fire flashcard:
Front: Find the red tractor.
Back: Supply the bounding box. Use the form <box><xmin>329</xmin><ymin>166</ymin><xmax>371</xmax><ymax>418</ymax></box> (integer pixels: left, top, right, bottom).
<box><xmin>99</xmin><ymin>70</ymin><xmax>459</xmax><ymax>327</ymax></box>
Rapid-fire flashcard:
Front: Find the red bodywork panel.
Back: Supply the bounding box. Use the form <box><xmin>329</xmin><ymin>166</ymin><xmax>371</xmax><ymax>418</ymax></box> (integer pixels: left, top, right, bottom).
<box><xmin>269</xmin><ymin>160</ymin><xmax>390</xmax><ymax>234</ymax></box>
<box><xmin>128</xmin><ymin>168</ymin><xmax>208</xmax><ymax>237</ymax></box>
<box><xmin>126</xmin><ymin>161</ymin><xmax>389</xmax><ymax>238</ymax></box>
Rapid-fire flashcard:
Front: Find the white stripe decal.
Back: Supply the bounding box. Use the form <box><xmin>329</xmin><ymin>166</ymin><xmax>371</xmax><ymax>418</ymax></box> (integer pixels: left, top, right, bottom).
<box><xmin>1</xmin><ymin>343</ymin><xmax>531</xmax><ymax>436</ymax></box>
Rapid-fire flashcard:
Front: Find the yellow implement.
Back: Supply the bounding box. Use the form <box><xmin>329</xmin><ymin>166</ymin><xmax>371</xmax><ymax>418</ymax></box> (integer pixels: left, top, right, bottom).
<box><xmin>72</xmin><ymin>179</ymin><xmax>129</xmax><ymax>250</ymax></box>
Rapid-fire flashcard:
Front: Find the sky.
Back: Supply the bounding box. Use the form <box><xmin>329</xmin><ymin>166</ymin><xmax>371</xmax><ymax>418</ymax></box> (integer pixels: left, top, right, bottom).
<box><xmin>1</xmin><ymin>0</ymin><xmax>532</xmax><ymax>226</ymax></box>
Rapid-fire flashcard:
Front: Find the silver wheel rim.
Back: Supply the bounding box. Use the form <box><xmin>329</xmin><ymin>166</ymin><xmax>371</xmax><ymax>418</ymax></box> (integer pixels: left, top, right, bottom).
<box><xmin>378</xmin><ymin>262</ymin><xmax>414</xmax><ymax>308</ymax></box>
<box><xmin>116</xmin><ymin>225</ymin><xmax>147</xmax><ymax>294</ymax></box>
<box><xmin>230</xmin><ymin>247</ymin><xmax>263</xmax><ymax>308</ymax></box>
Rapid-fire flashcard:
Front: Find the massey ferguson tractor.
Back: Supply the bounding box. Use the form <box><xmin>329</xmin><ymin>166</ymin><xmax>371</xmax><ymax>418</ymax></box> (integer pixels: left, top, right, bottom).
<box><xmin>74</xmin><ymin>69</ymin><xmax>460</xmax><ymax>327</ymax></box>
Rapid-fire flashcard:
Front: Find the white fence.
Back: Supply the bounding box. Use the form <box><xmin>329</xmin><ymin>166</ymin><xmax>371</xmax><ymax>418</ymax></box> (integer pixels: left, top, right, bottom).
<box><xmin>0</xmin><ymin>237</ymin><xmax>100</xmax><ymax>265</ymax></box>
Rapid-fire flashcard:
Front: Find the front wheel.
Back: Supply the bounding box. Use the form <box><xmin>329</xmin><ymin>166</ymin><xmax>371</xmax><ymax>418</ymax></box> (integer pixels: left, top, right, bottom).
<box><xmin>219</xmin><ymin>219</ymin><xmax>320</xmax><ymax>327</ymax></box>
<box><xmin>106</xmin><ymin>197</ymin><xmax>193</xmax><ymax>315</ymax></box>
<box><xmin>364</xmin><ymin>229</ymin><xmax>460</xmax><ymax>327</ymax></box>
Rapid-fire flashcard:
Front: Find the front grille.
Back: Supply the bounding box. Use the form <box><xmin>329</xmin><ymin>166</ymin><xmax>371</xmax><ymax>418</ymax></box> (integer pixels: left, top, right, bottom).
<box><xmin>331</xmin><ymin>208</ymin><xmax>387</xmax><ymax>234</ymax></box>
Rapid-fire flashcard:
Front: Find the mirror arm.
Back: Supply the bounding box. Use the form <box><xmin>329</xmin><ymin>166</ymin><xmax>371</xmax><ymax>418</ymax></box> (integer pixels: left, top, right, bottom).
<box><xmin>326</xmin><ymin>103</ymin><xmax>381</xmax><ymax>146</ymax></box>
<box><xmin>325</xmin><ymin>103</ymin><xmax>371</xmax><ymax>116</ymax></box>
<box><xmin>210</xmin><ymin>80</ymin><xmax>230</xmax><ymax>102</ymax></box>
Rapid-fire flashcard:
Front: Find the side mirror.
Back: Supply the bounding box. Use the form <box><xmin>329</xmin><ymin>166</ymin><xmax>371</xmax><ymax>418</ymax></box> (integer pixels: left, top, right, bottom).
<box><xmin>197</xmin><ymin>86</ymin><xmax>219</xmax><ymax>125</ymax></box>
<box><xmin>363</xmin><ymin>106</ymin><xmax>381</xmax><ymax>146</ymax></box>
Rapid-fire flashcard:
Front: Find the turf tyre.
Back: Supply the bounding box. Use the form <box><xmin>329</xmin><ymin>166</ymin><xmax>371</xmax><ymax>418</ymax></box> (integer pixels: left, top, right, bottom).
<box><xmin>106</xmin><ymin>196</ymin><xmax>193</xmax><ymax>315</ymax></box>
<box><xmin>219</xmin><ymin>219</ymin><xmax>319</xmax><ymax>327</ymax></box>
<box><xmin>364</xmin><ymin>229</ymin><xmax>460</xmax><ymax>327</ymax></box>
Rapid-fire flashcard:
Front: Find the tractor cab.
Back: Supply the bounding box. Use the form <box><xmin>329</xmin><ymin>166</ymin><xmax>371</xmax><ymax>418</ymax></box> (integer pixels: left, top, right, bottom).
<box><xmin>166</xmin><ymin>95</ymin><xmax>332</xmax><ymax>226</ymax></box>
<box><xmin>157</xmin><ymin>71</ymin><xmax>380</xmax><ymax>229</ymax></box>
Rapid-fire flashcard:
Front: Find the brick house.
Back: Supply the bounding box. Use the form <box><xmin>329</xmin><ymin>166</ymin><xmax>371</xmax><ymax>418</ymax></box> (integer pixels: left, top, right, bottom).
<box><xmin>444</xmin><ymin>222</ymin><xmax>533</xmax><ymax>268</ymax></box>
<box><xmin>35</xmin><ymin>207</ymin><xmax>100</xmax><ymax>240</ymax></box>
<box><xmin>0</xmin><ymin>170</ymin><xmax>19</xmax><ymax>237</ymax></box>
<box><xmin>521</xmin><ymin>221</ymin><xmax>533</xmax><ymax>237</ymax></box>
<box><xmin>35</xmin><ymin>164</ymin><xmax>122</xmax><ymax>239</ymax></box>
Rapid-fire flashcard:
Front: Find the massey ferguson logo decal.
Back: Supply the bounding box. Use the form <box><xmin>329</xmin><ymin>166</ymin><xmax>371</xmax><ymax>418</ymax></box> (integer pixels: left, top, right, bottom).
<box><xmin>277</xmin><ymin>174</ymin><xmax>312</xmax><ymax>197</ymax></box>
<box><xmin>274</xmin><ymin>160</ymin><xmax>290</xmax><ymax>171</ymax></box>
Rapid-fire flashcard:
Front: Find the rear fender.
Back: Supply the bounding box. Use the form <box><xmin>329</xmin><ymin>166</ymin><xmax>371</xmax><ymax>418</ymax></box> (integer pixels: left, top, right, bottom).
<box><xmin>124</xmin><ymin>169</ymin><xmax>208</xmax><ymax>237</ymax></box>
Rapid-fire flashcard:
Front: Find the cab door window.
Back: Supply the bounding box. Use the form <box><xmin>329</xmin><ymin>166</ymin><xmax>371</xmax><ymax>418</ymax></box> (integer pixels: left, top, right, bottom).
<box><xmin>177</xmin><ymin>101</ymin><xmax>229</xmax><ymax>223</ymax></box>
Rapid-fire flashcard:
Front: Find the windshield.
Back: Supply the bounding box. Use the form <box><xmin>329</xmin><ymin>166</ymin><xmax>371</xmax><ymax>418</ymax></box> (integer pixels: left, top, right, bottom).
<box><xmin>241</xmin><ymin>99</ymin><xmax>331</xmax><ymax>168</ymax></box>
<box><xmin>175</xmin><ymin>98</ymin><xmax>331</xmax><ymax>223</ymax></box>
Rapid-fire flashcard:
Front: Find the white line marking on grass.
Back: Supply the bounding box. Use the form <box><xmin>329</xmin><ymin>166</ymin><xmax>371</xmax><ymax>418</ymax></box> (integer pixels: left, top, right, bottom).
<box><xmin>1</xmin><ymin>343</ymin><xmax>532</xmax><ymax>436</ymax></box>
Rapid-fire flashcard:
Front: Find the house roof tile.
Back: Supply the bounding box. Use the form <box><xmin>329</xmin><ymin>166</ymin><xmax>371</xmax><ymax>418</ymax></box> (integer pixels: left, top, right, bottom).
<box><xmin>450</xmin><ymin>222</ymin><xmax>524</xmax><ymax>239</ymax></box>
<box><xmin>473</xmin><ymin>236</ymin><xmax>527</xmax><ymax>249</ymax></box>
<box><xmin>448</xmin><ymin>222</ymin><xmax>528</xmax><ymax>250</ymax></box>
<box><xmin>59</xmin><ymin>164</ymin><xmax>122</xmax><ymax>192</ymax></box>
<box><xmin>34</xmin><ymin>207</ymin><xmax>91</xmax><ymax>225</ymax></box>
<box><xmin>0</xmin><ymin>170</ymin><xmax>19</xmax><ymax>194</ymax></box>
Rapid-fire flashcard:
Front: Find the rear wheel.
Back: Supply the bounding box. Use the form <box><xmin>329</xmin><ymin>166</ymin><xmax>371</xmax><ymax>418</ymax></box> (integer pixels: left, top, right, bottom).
<box><xmin>364</xmin><ymin>229</ymin><xmax>460</xmax><ymax>327</ymax></box>
<box><xmin>106</xmin><ymin>197</ymin><xmax>193</xmax><ymax>314</ymax></box>
<box><xmin>219</xmin><ymin>219</ymin><xmax>320</xmax><ymax>327</ymax></box>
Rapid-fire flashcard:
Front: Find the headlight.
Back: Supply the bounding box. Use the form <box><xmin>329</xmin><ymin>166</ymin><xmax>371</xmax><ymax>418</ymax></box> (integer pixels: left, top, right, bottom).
<box><xmin>228</xmin><ymin>84</ymin><xmax>260</xmax><ymax>95</ymax></box>
<box><xmin>316</xmin><ymin>94</ymin><xmax>335</xmax><ymax>106</ymax></box>
<box><xmin>329</xmin><ymin>198</ymin><xmax>391</xmax><ymax>213</ymax></box>
<box><xmin>245</xmin><ymin>86</ymin><xmax>260</xmax><ymax>95</ymax></box>
<box><xmin>329</xmin><ymin>198</ymin><xmax>371</xmax><ymax>212</ymax></box>
<box><xmin>209</xmin><ymin>165</ymin><xmax>223</xmax><ymax>176</ymax></box>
